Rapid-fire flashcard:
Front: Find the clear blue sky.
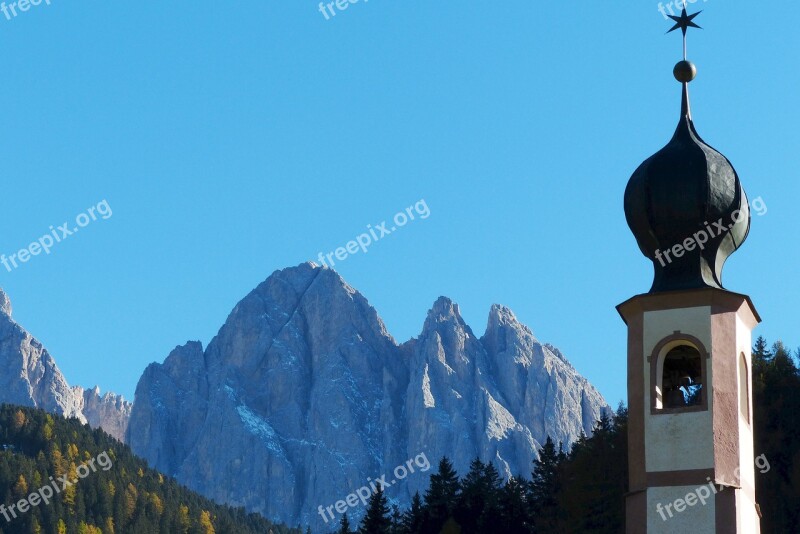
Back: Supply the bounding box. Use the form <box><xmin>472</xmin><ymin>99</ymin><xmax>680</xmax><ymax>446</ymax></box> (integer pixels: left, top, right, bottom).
<box><xmin>1</xmin><ymin>1</ymin><xmax>797</xmax><ymax>406</ymax></box>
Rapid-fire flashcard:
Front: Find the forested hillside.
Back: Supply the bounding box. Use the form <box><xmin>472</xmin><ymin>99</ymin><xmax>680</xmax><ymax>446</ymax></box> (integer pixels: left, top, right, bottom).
<box><xmin>0</xmin><ymin>405</ymin><xmax>299</xmax><ymax>534</ymax></box>
<box><xmin>751</xmin><ymin>338</ymin><xmax>800</xmax><ymax>531</ymax></box>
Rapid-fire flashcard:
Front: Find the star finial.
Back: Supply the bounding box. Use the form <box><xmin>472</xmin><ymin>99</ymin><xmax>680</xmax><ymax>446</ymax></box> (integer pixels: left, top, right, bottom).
<box><xmin>667</xmin><ymin>7</ymin><xmax>702</xmax><ymax>36</ymax></box>
<box><xmin>667</xmin><ymin>3</ymin><xmax>702</xmax><ymax>60</ymax></box>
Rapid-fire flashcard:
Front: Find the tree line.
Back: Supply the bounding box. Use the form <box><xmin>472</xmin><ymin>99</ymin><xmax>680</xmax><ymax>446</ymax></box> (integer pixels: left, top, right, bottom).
<box><xmin>342</xmin><ymin>337</ymin><xmax>800</xmax><ymax>533</ymax></box>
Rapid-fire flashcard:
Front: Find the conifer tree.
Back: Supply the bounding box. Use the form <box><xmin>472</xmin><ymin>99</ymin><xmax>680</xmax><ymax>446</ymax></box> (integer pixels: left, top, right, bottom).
<box><xmin>401</xmin><ymin>492</ymin><xmax>424</xmax><ymax>534</ymax></box>
<box><xmin>454</xmin><ymin>458</ymin><xmax>502</xmax><ymax>533</ymax></box>
<box><xmin>359</xmin><ymin>486</ymin><xmax>391</xmax><ymax>534</ymax></box>
<box><xmin>338</xmin><ymin>513</ymin><xmax>352</xmax><ymax>534</ymax></box>
<box><xmin>529</xmin><ymin>437</ymin><xmax>564</xmax><ymax>531</ymax></box>
<box><xmin>422</xmin><ymin>458</ymin><xmax>460</xmax><ymax>533</ymax></box>
<box><xmin>560</xmin><ymin>408</ymin><xmax>627</xmax><ymax>532</ymax></box>
<box><xmin>497</xmin><ymin>475</ymin><xmax>530</xmax><ymax>534</ymax></box>
<box><xmin>389</xmin><ymin>504</ymin><xmax>403</xmax><ymax>534</ymax></box>
<box><xmin>454</xmin><ymin>458</ymin><xmax>486</xmax><ymax>531</ymax></box>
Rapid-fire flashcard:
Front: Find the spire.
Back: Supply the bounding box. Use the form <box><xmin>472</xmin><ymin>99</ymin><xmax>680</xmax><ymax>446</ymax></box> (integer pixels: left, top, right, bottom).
<box><xmin>668</xmin><ymin>3</ymin><xmax>702</xmax><ymax>119</ymax></box>
<box><xmin>623</xmin><ymin>7</ymin><xmax>751</xmax><ymax>293</ymax></box>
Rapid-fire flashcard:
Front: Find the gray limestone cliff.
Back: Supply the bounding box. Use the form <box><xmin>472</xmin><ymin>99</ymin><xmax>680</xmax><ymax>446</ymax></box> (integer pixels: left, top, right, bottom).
<box><xmin>0</xmin><ymin>288</ymin><xmax>131</xmax><ymax>441</ymax></box>
<box><xmin>128</xmin><ymin>264</ymin><xmax>610</xmax><ymax>530</ymax></box>
<box><xmin>76</xmin><ymin>386</ymin><xmax>133</xmax><ymax>442</ymax></box>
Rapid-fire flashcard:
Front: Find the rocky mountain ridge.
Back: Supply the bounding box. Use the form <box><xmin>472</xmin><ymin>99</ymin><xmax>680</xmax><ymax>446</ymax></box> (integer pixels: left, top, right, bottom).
<box><xmin>0</xmin><ymin>288</ymin><xmax>131</xmax><ymax>442</ymax></box>
<box><xmin>127</xmin><ymin>263</ymin><xmax>610</xmax><ymax>530</ymax></box>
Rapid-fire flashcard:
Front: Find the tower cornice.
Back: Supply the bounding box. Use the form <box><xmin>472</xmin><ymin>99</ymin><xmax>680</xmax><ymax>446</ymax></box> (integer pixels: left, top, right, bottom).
<box><xmin>617</xmin><ymin>288</ymin><xmax>760</xmax><ymax>327</ymax></box>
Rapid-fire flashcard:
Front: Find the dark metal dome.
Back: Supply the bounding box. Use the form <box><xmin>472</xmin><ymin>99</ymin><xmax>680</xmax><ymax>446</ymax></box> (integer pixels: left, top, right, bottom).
<box><xmin>624</xmin><ymin>83</ymin><xmax>750</xmax><ymax>293</ymax></box>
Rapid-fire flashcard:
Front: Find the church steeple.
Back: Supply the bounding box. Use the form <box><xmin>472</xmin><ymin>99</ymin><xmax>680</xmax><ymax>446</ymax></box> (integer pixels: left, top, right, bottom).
<box><xmin>617</xmin><ymin>7</ymin><xmax>762</xmax><ymax>532</ymax></box>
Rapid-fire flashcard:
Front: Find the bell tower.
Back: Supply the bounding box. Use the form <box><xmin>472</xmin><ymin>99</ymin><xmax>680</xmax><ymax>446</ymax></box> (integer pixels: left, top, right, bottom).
<box><xmin>618</xmin><ymin>6</ymin><xmax>761</xmax><ymax>533</ymax></box>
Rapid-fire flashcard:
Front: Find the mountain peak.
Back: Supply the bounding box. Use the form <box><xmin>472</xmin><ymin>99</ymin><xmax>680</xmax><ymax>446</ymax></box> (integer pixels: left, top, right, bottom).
<box><xmin>259</xmin><ymin>262</ymin><xmax>321</xmax><ymax>294</ymax></box>
<box><xmin>488</xmin><ymin>303</ymin><xmax>517</xmax><ymax>326</ymax></box>
<box><xmin>252</xmin><ymin>262</ymin><xmax>363</xmax><ymax>306</ymax></box>
<box><xmin>0</xmin><ymin>288</ymin><xmax>11</xmax><ymax>317</ymax></box>
<box><xmin>485</xmin><ymin>304</ymin><xmax>536</xmax><ymax>342</ymax></box>
<box><xmin>423</xmin><ymin>297</ymin><xmax>470</xmax><ymax>334</ymax></box>
<box><xmin>429</xmin><ymin>296</ymin><xmax>459</xmax><ymax>317</ymax></box>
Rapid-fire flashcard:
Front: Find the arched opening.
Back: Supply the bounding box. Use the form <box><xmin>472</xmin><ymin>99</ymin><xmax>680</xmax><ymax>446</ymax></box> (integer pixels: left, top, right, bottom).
<box><xmin>661</xmin><ymin>345</ymin><xmax>703</xmax><ymax>409</ymax></box>
<box><xmin>650</xmin><ymin>333</ymin><xmax>709</xmax><ymax>413</ymax></box>
<box><xmin>739</xmin><ymin>353</ymin><xmax>750</xmax><ymax>422</ymax></box>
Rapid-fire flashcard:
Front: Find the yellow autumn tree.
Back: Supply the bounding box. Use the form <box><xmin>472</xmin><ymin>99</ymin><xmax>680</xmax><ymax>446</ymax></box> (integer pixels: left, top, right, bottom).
<box><xmin>124</xmin><ymin>483</ymin><xmax>138</xmax><ymax>520</ymax></box>
<box><xmin>13</xmin><ymin>409</ymin><xmax>26</xmax><ymax>429</ymax></box>
<box><xmin>77</xmin><ymin>522</ymin><xmax>103</xmax><ymax>534</ymax></box>
<box><xmin>42</xmin><ymin>420</ymin><xmax>54</xmax><ymax>441</ymax></box>
<box><xmin>199</xmin><ymin>510</ymin><xmax>216</xmax><ymax>534</ymax></box>
<box><xmin>13</xmin><ymin>475</ymin><xmax>28</xmax><ymax>497</ymax></box>
<box><xmin>50</xmin><ymin>446</ymin><xmax>67</xmax><ymax>477</ymax></box>
<box><xmin>62</xmin><ymin>462</ymin><xmax>78</xmax><ymax>508</ymax></box>
<box><xmin>178</xmin><ymin>505</ymin><xmax>191</xmax><ymax>533</ymax></box>
<box><xmin>149</xmin><ymin>493</ymin><xmax>164</xmax><ymax>516</ymax></box>
<box><xmin>103</xmin><ymin>517</ymin><xmax>115</xmax><ymax>534</ymax></box>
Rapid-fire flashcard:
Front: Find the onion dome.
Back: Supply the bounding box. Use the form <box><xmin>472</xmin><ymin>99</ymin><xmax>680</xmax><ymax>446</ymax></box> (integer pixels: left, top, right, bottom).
<box><xmin>623</xmin><ymin>9</ymin><xmax>750</xmax><ymax>293</ymax></box>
